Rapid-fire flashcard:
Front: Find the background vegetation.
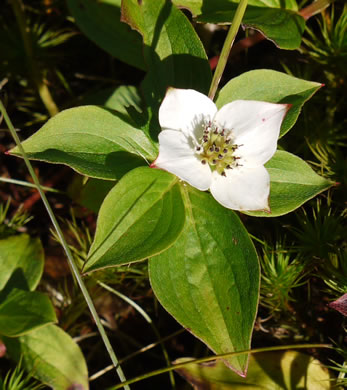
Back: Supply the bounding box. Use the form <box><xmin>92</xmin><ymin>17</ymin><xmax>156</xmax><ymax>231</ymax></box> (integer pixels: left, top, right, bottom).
<box><xmin>0</xmin><ymin>0</ymin><xmax>346</xmax><ymax>388</ymax></box>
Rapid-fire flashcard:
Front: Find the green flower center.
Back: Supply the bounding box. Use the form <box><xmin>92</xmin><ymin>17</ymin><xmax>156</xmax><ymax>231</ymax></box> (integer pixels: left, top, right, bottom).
<box><xmin>195</xmin><ymin>121</ymin><xmax>242</xmax><ymax>176</ymax></box>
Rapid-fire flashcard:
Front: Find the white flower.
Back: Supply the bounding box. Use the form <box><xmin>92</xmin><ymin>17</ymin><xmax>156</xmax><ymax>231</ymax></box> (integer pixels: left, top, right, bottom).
<box><xmin>151</xmin><ymin>88</ymin><xmax>290</xmax><ymax>211</ymax></box>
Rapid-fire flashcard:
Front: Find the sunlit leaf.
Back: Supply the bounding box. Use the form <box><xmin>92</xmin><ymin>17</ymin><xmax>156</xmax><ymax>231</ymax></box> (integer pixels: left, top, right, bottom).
<box><xmin>4</xmin><ymin>324</ymin><xmax>89</xmax><ymax>390</ymax></box>
<box><xmin>122</xmin><ymin>0</ymin><xmax>211</xmax><ymax>110</ymax></box>
<box><xmin>10</xmin><ymin>106</ymin><xmax>157</xmax><ymax>180</ymax></box>
<box><xmin>0</xmin><ymin>288</ymin><xmax>56</xmax><ymax>337</ymax></box>
<box><xmin>215</xmin><ymin>69</ymin><xmax>322</xmax><ymax>138</ymax></box>
<box><xmin>149</xmin><ymin>186</ymin><xmax>259</xmax><ymax>375</ymax></box>
<box><xmin>175</xmin><ymin>351</ymin><xmax>332</xmax><ymax>389</ymax></box>
<box><xmin>245</xmin><ymin>151</ymin><xmax>333</xmax><ymax>217</ymax></box>
<box><xmin>84</xmin><ymin>167</ymin><xmax>185</xmax><ymax>272</ymax></box>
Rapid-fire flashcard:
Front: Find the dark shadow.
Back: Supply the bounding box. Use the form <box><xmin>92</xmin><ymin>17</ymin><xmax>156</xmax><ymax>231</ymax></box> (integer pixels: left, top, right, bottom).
<box><xmin>0</xmin><ymin>268</ymin><xmax>30</xmax><ymax>302</ymax></box>
<box><xmin>198</xmin><ymin>0</ymin><xmax>305</xmax><ymax>49</ymax></box>
<box><xmin>68</xmin><ymin>0</ymin><xmax>146</xmax><ymax>70</ymax></box>
<box><xmin>253</xmin><ymin>351</ymin><xmax>313</xmax><ymax>389</ymax></box>
<box><xmin>30</xmin><ymin>149</ymin><xmax>148</xmax><ymax>181</ymax></box>
<box><xmin>78</xmin><ymin>86</ymin><xmax>142</xmax><ymax>114</ymax></box>
<box><xmin>101</xmin><ymin>106</ymin><xmax>140</xmax><ymax>127</ymax></box>
<box><xmin>77</xmin><ymin>178</ymin><xmax>117</xmax><ymax>213</ymax></box>
<box><xmin>279</xmin><ymin>0</ymin><xmax>287</xmax><ymax>9</ymax></box>
<box><xmin>290</xmin><ymin>353</ymin><xmax>311</xmax><ymax>389</ymax></box>
<box><xmin>253</xmin><ymin>351</ymin><xmax>288</xmax><ymax>389</ymax></box>
<box><xmin>200</xmin><ymin>0</ymin><xmax>298</xmax><ymax>13</ymax></box>
<box><xmin>136</xmin><ymin>1</ymin><xmax>212</xmax><ymax>141</ymax></box>
<box><xmin>150</xmin><ymin>0</ymin><xmax>172</xmax><ymax>50</ymax></box>
<box><xmin>140</xmin><ymin>52</ymin><xmax>213</xmax><ymax>141</ymax></box>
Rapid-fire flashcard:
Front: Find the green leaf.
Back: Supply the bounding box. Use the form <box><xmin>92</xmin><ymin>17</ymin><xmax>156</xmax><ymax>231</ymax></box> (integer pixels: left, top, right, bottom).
<box><xmin>0</xmin><ymin>288</ymin><xmax>57</xmax><ymax>337</ymax></box>
<box><xmin>79</xmin><ymin>85</ymin><xmax>143</xmax><ymax>116</ymax></box>
<box><xmin>122</xmin><ymin>0</ymin><xmax>212</xmax><ymax>108</ymax></box>
<box><xmin>174</xmin><ymin>0</ymin><xmax>299</xmax><ymax>18</ymax></box>
<box><xmin>175</xmin><ymin>351</ymin><xmax>332</xmax><ymax>389</ymax></box>
<box><xmin>4</xmin><ymin>324</ymin><xmax>89</xmax><ymax>390</ymax></box>
<box><xmin>174</xmin><ymin>0</ymin><xmax>305</xmax><ymax>50</ymax></box>
<box><xmin>68</xmin><ymin>176</ymin><xmax>116</xmax><ymax>213</ymax></box>
<box><xmin>10</xmin><ymin>106</ymin><xmax>158</xmax><ymax>180</ymax></box>
<box><xmin>84</xmin><ymin>167</ymin><xmax>185</xmax><ymax>272</ymax></box>
<box><xmin>67</xmin><ymin>0</ymin><xmax>146</xmax><ymax>70</ymax></box>
<box><xmin>215</xmin><ymin>69</ymin><xmax>322</xmax><ymax>138</ymax></box>
<box><xmin>245</xmin><ymin>150</ymin><xmax>333</xmax><ymax>217</ymax></box>
<box><xmin>149</xmin><ymin>186</ymin><xmax>259</xmax><ymax>375</ymax></box>
<box><xmin>0</xmin><ymin>234</ymin><xmax>44</xmax><ymax>291</ymax></box>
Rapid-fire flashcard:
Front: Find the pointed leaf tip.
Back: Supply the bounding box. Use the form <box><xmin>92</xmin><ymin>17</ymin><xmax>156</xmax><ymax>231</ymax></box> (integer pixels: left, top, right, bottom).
<box><xmin>84</xmin><ymin>167</ymin><xmax>185</xmax><ymax>272</ymax></box>
<box><xmin>150</xmin><ymin>188</ymin><xmax>259</xmax><ymax>374</ymax></box>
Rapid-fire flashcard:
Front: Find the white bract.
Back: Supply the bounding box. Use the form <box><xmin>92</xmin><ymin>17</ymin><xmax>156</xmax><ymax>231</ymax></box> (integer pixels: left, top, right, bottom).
<box><xmin>151</xmin><ymin>88</ymin><xmax>290</xmax><ymax>211</ymax></box>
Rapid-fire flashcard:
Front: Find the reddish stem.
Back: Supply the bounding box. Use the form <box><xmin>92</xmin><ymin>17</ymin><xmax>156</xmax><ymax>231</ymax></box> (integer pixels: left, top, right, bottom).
<box><xmin>22</xmin><ymin>167</ymin><xmax>69</xmax><ymax>210</ymax></box>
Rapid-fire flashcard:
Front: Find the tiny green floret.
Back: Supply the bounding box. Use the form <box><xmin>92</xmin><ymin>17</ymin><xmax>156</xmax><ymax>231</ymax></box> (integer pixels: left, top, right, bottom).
<box><xmin>196</xmin><ymin>121</ymin><xmax>242</xmax><ymax>176</ymax></box>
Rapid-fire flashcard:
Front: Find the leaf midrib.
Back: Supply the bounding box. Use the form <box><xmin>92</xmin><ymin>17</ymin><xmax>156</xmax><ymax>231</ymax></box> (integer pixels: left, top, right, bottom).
<box><xmin>180</xmin><ymin>186</ymin><xmax>239</xmax><ymax>351</ymax></box>
<box><xmin>86</xmin><ymin>175</ymin><xmax>179</xmax><ymax>268</ymax></box>
<box><xmin>23</xmin><ymin>131</ymin><xmax>154</xmax><ymax>157</ymax></box>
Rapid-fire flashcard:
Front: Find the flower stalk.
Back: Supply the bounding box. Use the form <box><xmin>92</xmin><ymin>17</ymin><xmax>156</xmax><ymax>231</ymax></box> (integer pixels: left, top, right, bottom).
<box><xmin>208</xmin><ymin>0</ymin><xmax>248</xmax><ymax>100</ymax></box>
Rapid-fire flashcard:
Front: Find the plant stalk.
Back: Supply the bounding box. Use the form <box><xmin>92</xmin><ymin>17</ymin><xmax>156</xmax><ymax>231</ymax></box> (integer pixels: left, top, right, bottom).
<box><xmin>0</xmin><ymin>100</ymin><xmax>130</xmax><ymax>390</ymax></box>
<box><xmin>0</xmin><ymin>176</ymin><xmax>62</xmax><ymax>193</ymax></box>
<box><xmin>10</xmin><ymin>0</ymin><xmax>59</xmax><ymax>116</ymax></box>
<box><xmin>208</xmin><ymin>0</ymin><xmax>248</xmax><ymax>100</ymax></box>
<box><xmin>110</xmin><ymin>343</ymin><xmax>332</xmax><ymax>389</ymax></box>
<box><xmin>300</xmin><ymin>0</ymin><xmax>333</xmax><ymax>20</ymax></box>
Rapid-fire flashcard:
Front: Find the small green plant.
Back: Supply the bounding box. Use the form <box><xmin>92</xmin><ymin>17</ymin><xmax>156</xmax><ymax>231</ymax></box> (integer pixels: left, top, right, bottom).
<box><xmin>0</xmin><ymin>359</ymin><xmax>43</xmax><ymax>390</ymax></box>
<box><xmin>327</xmin><ymin>343</ymin><xmax>347</xmax><ymax>388</ymax></box>
<box><xmin>301</xmin><ymin>4</ymin><xmax>347</xmax><ymax>75</ymax></box>
<box><xmin>51</xmin><ymin>210</ymin><xmax>92</xmax><ymax>268</ymax></box>
<box><xmin>260</xmin><ymin>241</ymin><xmax>307</xmax><ymax>316</ymax></box>
<box><xmin>0</xmin><ymin>199</ymin><xmax>32</xmax><ymax>239</ymax></box>
<box><xmin>320</xmin><ymin>250</ymin><xmax>347</xmax><ymax>297</ymax></box>
<box><xmin>0</xmin><ymin>0</ymin><xmax>75</xmax><ymax>121</ymax></box>
<box><xmin>291</xmin><ymin>198</ymin><xmax>345</xmax><ymax>260</ymax></box>
<box><xmin>0</xmin><ymin>202</ymin><xmax>88</xmax><ymax>388</ymax></box>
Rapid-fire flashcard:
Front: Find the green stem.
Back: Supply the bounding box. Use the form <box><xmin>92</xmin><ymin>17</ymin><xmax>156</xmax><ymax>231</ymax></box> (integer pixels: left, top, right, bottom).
<box><xmin>109</xmin><ymin>343</ymin><xmax>332</xmax><ymax>389</ymax></box>
<box><xmin>0</xmin><ymin>100</ymin><xmax>130</xmax><ymax>390</ymax></box>
<box><xmin>0</xmin><ymin>176</ymin><xmax>62</xmax><ymax>193</ymax></box>
<box><xmin>208</xmin><ymin>0</ymin><xmax>248</xmax><ymax>101</ymax></box>
<box><xmin>338</xmin><ymin>360</ymin><xmax>347</xmax><ymax>381</ymax></box>
<box><xmin>10</xmin><ymin>0</ymin><xmax>59</xmax><ymax>116</ymax></box>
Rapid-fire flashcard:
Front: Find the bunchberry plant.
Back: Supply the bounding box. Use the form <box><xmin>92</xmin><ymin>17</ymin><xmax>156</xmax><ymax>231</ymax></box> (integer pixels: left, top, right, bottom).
<box><xmin>152</xmin><ymin>88</ymin><xmax>290</xmax><ymax>211</ymax></box>
<box><xmin>1</xmin><ymin>0</ymin><xmax>339</xmax><ymax>388</ymax></box>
